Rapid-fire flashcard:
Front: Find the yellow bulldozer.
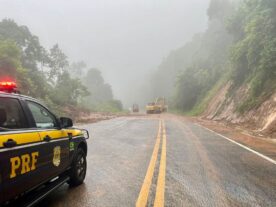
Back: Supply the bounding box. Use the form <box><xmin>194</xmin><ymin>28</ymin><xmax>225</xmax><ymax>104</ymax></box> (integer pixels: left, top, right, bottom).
<box><xmin>146</xmin><ymin>97</ymin><xmax>168</xmax><ymax>114</ymax></box>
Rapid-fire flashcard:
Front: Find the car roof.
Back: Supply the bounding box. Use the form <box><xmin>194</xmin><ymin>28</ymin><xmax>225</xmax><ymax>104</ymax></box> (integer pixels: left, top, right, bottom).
<box><xmin>0</xmin><ymin>91</ymin><xmax>42</xmax><ymax>104</ymax></box>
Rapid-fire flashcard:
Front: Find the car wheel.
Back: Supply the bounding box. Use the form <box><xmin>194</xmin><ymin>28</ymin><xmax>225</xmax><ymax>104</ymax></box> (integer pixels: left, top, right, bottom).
<box><xmin>69</xmin><ymin>148</ymin><xmax>87</xmax><ymax>187</ymax></box>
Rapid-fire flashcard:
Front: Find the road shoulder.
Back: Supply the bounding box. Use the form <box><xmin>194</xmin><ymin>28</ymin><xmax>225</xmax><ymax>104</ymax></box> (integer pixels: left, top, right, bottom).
<box><xmin>166</xmin><ymin>113</ymin><xmax>276</xmax><ymax>161</ymax></box>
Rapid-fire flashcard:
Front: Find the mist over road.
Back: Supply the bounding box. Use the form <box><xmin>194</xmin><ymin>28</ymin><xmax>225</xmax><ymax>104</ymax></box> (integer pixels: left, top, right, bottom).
<box><xmin>41</xmin><ymin>115</ymin><xmax>276</xmax><ymax>207</ymax></box>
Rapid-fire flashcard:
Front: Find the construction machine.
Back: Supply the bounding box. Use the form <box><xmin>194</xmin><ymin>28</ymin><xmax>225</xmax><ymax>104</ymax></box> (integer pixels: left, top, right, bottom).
<box><xmin>146</xmin><ymin>97</ymin><xmax>168</xmax><ymax>114</ymax></box>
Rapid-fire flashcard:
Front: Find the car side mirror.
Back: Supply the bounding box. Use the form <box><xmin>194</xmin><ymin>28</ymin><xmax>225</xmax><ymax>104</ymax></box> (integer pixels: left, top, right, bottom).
<box><xmin>60</xmin><ymin>117</ymin><xmax>73</xmax><ymax>128</ymax></box>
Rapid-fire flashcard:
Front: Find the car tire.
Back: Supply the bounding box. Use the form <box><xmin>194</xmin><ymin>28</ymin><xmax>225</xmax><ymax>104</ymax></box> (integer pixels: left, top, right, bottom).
<box><xmin>69</xmin><ymin>148</ymin><xmax>87</xmax><ymax>187</ymax></box>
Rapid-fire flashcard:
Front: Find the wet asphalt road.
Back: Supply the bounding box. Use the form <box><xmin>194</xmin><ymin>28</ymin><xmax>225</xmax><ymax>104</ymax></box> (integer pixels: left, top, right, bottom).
<box><xmin>40</xmin><ymin>115</ymin><xmax>276</xmax><ymax>207</ymax></box>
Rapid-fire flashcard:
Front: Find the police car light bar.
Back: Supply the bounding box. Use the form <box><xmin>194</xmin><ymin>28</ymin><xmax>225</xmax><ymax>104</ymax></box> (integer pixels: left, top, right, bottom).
<box><xmin>0</xmin><ymin>81</ymin><xmax>18</xmax><ymax>93</ymax></box>
<box><xmin>0</xmin><ymin>81</ymin><xmax>16</xmax><ymax>87</ymax></box>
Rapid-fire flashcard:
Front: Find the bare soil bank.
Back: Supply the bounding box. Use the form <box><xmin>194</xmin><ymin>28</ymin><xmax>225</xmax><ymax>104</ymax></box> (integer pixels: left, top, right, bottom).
<box><xmin>203</xmin><ymin>82</ymin><xmax>276</xmax><ymax>138</ymax></box>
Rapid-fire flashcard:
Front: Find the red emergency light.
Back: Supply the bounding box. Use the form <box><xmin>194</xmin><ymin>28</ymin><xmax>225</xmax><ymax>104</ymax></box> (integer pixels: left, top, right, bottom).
<box><xmin>0</xmin><ymin>81</ymin><xmax>18</xmax><ymax>93</ymax></box>
<box><xmin>0</xmin><ymin>81</ymin><xmax>16</xmax><ymax>87</ymax></box>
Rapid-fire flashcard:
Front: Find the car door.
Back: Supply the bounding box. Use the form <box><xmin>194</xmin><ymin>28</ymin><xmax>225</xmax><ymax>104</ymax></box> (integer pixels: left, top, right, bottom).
<box><xmin>0</xmin><ymin>97</ymin><xmax>43</xmax><ymax>203</ymax></box>
<box><xmin>25</xmin><ymin>100</ymin><xmax>70</xmax><ymax>180</ymax></box>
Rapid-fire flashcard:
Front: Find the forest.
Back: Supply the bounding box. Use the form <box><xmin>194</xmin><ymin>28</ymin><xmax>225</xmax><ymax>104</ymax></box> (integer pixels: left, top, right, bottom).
<box><xmin>149</xmin><ymin>0</ymin><xmax>276</xmax><ymax>115</ymax></box>
<box><xmin>0</xmin><ymin>19</ymin><xmax>123</xmax><ymax>116</ymax></box>
<box><xmin>1</xmin><ymin>0</ymin><xmax>275</xmax><ymax>119</ymax></box>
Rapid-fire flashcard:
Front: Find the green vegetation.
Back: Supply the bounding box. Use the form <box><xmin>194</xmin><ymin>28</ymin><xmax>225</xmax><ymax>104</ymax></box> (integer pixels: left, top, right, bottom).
<box><xmin>82</xmin><ymin>68</ymin><xmax>122</xmax><ymax>112</ymax></box>
<box><xmin>150</xmin><ymin>0</ymin><xmax>276</xmax><ymax>115</ymax></box>
<box><xmin>0</xmin><ymin>19</ymin><xmax>122</xmax><ymax>116</ymax></box>
<box><xmin>229</xmin><ymin>0</ymin><xmax>276</xmax><ymax>112</ymax></box>
<box><xmin>188</xmin><ymin>72</ymin><xmax>230</xmax><ymax>116</ymax></box>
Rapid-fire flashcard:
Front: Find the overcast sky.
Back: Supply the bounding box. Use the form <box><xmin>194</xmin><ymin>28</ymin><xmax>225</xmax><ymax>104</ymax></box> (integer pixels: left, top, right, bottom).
<box><xmin>0</xmin><ymin>0</ymin><xmax>210</xmax><ymax>105</ymax></box>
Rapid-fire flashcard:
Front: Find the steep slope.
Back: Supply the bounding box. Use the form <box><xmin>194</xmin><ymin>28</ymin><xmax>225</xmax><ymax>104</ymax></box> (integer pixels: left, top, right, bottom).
<box><xmin>203</xmin><ymin>82</ymin><xmax>276</xmax><ymax>137</ymax></box>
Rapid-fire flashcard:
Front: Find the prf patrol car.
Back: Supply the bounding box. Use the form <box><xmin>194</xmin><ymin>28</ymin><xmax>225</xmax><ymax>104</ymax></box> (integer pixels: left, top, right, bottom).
<box><xmin>0</xmin><ymin>81</ymin><xmax>89</xmax><ymax>206</ymax></box>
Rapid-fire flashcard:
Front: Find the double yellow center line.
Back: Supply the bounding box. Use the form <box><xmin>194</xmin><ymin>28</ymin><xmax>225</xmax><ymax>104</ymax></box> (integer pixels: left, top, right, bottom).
<box><xmin>136</xmin><ymin>120</ymin><xmax>167</xmax><ymax>207</ymax></box>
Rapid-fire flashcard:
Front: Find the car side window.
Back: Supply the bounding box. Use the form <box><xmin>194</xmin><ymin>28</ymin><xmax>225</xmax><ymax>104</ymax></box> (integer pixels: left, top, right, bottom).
<box><xmin>0</xmin><ymin>97</ymin><xmax>27</xmax><ymax>129</ymax></box>
<box><xmin>27</xmin><ymin>101</ymin><xmax>57</xmax><ymax>129</ymax></box>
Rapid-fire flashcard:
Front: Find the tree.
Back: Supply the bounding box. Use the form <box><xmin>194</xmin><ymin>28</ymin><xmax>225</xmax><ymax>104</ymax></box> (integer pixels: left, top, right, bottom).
<box><xmin>173</xmin><ymin>67</ymin><xmax>201</xmax><ymax>111</ymax></box>
<box><xmin>82</xmin><ymin>68</ymin><xmax>123</xmax><ymax>111</ymax></box>
<box><xmin>48</xmin><ymin>44</ymin><xmax>69</xmax><ymax>81</ymax></box>
<box><xmin>0</xmin><ymin>19</ymin><xmax>47</xmax><ymax>71</ymax></box>
<box><xmin>83</xmin><ymin>68</ymin><xmax>114</xmax><ymax>103</ymax></box>
<box><xmin>69</xmin><ymin>61</ymin><xmax>87</xmax><ymax>78</ymax></box>
<box><xmin>207</xmin><ymin>0</ymin><xmax>232</xmax><ymax>20</ymax></box>
<box><xmin>0</xmin><ymin>19</ymin><xmax>122</xmax><ymax>113</ymax></box>
<box><xmin>227</xmin><ymin>0</ymin><xmax>276</xmax><ymax>111</ymax></box>
<box><xmin>0</xmin><ymin>19</ymin><xmax>51</xmax><ymax>98</ymax></box>
<box><xmin>0</xmin><ymin>40</ymin><xmax>32</xmax><ymax>93</ymax></box>
<box><xmin>0</xmin><ymin>40</ymin><xmax>20</xmax><ymax>77</ymax></box>
<box><xmin>50</xmin><ymin>71</ymin><xmax>89</xmax><ymax>106</ymax></box>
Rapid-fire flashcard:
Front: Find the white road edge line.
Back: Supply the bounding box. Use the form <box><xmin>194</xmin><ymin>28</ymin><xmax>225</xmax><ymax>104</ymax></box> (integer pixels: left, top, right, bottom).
<box><xmin>194</xmin><ymin>123</ymin><xmax>276</xmax><ymax>165</ymax></box>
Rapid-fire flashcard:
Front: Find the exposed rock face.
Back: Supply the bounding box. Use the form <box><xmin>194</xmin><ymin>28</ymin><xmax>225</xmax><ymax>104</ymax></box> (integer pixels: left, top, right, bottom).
<box><xmin>203</xmin><ymin>81</ymin><xmax>276</xmax><ymax>137</ymax></box>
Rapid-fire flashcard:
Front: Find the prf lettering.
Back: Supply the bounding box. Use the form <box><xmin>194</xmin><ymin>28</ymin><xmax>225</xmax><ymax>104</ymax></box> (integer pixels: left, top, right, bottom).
<box><xmin>10</xmin><ymin>152</ymin><xmax>39</xmax><ymax>178</ymax></box>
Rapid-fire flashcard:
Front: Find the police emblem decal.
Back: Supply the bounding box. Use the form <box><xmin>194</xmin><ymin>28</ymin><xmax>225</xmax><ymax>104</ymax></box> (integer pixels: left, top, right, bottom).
<box><xmin>53</xmin><ymin>146</ymin><xmax>61</xmax><ymax>167</ymax></box>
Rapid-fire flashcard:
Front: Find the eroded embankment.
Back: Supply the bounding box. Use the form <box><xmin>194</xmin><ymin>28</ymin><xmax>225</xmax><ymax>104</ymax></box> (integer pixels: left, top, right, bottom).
<box><xmin>202</xmin><ymin>82</ymin><xmax>276</xmax><ymax>138</ymax></box>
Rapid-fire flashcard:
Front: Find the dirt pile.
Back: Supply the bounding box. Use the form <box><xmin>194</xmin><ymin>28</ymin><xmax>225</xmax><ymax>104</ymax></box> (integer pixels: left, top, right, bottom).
<box><xmin>76</xmin><ymin>112</ymin><xmax>119</xmax><ymax>124</ymax></box>
<box><xmin>60</xmin><ymin>106</ymin><xmax>119</xmax><ymax>124</ymax></box>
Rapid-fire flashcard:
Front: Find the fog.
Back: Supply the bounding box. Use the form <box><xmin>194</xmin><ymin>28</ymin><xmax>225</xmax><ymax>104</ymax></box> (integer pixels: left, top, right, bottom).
<box><xmin>0</xmin><ymin>0</ymin><xmax>210</xmax><ymax>107</ymax></box>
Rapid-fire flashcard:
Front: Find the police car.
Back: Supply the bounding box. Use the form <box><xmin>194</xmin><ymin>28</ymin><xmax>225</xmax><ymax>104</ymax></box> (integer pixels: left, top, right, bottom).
<box><xmin>0</xmin><ymin>81</ymin><xmax>89</xmax><ymax>206</ymax></box>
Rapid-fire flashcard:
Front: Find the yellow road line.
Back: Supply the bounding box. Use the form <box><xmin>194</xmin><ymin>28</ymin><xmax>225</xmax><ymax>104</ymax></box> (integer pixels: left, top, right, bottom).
<box><xmin>154</xmin><ymin>120</ymin><xmax>167</xmax><ymax>207</ymax></box>
<box><xmin>136</xmin><ymin>120</ymin><xmax>162</xmax><ymax>207</ymax></box>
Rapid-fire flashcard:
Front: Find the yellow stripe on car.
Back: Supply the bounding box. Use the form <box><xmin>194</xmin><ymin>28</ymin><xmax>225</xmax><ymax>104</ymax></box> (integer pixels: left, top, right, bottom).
<box><xmin>0</xmin><ymin>132</ymin><xmax>40</xmax><ymax>147</ymax></box>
